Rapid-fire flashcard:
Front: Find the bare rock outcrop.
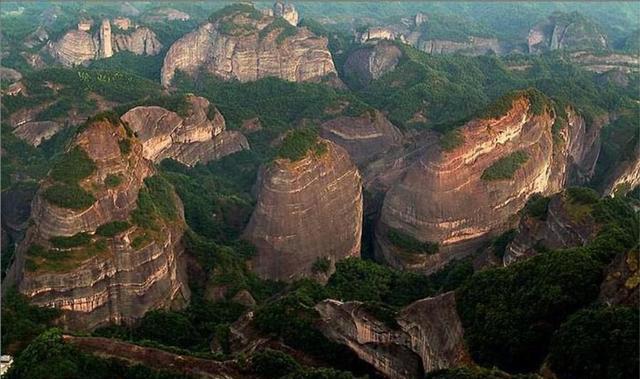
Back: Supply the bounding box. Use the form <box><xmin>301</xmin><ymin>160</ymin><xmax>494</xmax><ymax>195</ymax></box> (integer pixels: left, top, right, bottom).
<box><xmin>376</xmin><ymin>95</ymin><xmax>600</xmax><ymax>273</ymax></box>
<box><xmin>599</xmin><ymin>249</ymin><xmax>639</xmax><ymax>307</ymax></box>
<box><xmin>244</xmin><ymin>139</ymin><xmax>363</xmax><ymax>281</ymax></box>
<box><xmin>569</xmin><ymin>51</ymin><xmax>639</xmax><ymax>74</ymax></box>
<box><xmin>121</xmin><ymin>95</ymin><xmax>248</xmax><ymax>166</ymax></box>
<box><xmin>417</xmin><ymin>37</ymin><xmax>502</xmax><ymax>55</ymax></box>
<box><xmin>503</xmin><ymin>192</ymin><xmax>599</xmax><ymax>265</ymax></box>
<box><xmin>528</xmin><ymin>11</ymin><xmax>607</xmax><ymax>53</ymax></box>
<box><xmin>160</xmin><ymin>4</ymin><xmax>337</xmax><ymax>87</ymax></box>
<box><xmin>13</xmin><ymin>121</ymin><xmax>63</xmax><ymax>147</ymax></box>
<box><xmin>315</xmin><ymin>292</ymin><xmax>470</xmax><ymax>379</ymax></box>
<box><xmin>4</xmin><ymin>119</ymin><xmax>190</xmax><ymax>331</ymax></box>
<box><xmin>112</xmin><ymin>27</ymin><xmax>163</xmax><ymax>56</ymax></box>
<box><xmin>601</xmin><ymin>157</ymin><xmax>640</xmax><ymax>197</ymax></box>
<box><xmin>320</xmin><ymin>110</ymin><xmax>403</xmax><ymax>166</ymax></box>
<box><xmin>343</xmin><ymin>41</ymin><xmax>403</xmax><ymax>86</ymax></box>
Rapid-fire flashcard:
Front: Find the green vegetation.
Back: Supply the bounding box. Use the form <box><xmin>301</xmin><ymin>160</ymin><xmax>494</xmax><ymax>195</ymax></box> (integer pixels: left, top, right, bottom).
<box><xmin>208</xmin><ymin>3</ymin><xmax>261</xmax><ymax>23</ymax></box>
<box><xmin>49</xmin><ymin>147</ymin><xmax>96</xmax><ymax>184</ymax></box>
<box><xmin>387</xmin><ymin>228</ymin><xmax>439</xmax><ymax>255</ymax></box>
<box><xmin>104</xmin><ymin>174</ymin><xmax>122</xmax><ymax>188</ymax></box>
<box><xmin>427</xmin><ymin>367</ymin><xmax>537</xmax><ymax>379</ymax></box>
<box><xmin>311</xmin><ymin>257</ymin><xmax>331</xmax><ymax>274</ymax></box>
<box><xmin>131</xmin><ymin>175</ymin><xmax>179</xmax><ymax>230</ymax></box>
<box><xmin>251</xmin><ymin>349</ymin><xmax>301</xmax><ymax>379</ymax></box>
<box><xmin>42</xmin><ymin>183</ymin><xmax>96</xmax><ymax>210</ymax></box>
<box><xmin>95</xmin><ymin>221</ymin><xmax>131</xmax><ymax>237</ymax></box>
<box><xmin>481</xmin><ymin>151</ymin><xmax>529</xmax><ymax>181</ymax></box>
<box><xmin>260</xmin><ymin>17</ymin><xmax>298</xmax><ymax>44</ymax></box>
<box><xmin>25</xmin><ymin>240</ymin><xmax>108</xmax><ymax>273</ymax></box>
<box><xmin>360</xmin><ymin>302</ymin><xmax>400</xmax><ymax>329</ymax></box>
<box><xmin>524</xmin><ymin>194</ymin><xmax>551</xmax><ymax>220</ymax></box>
<box><xmin>440</xmin><ymin>130</ymin><xmax>464</xmax><ymax>151</ymax></box>
<box><xmin>118</xmin><ymin>139</ymin><xmax>131</xmax><ymax>155</ymax></box>
<box><xmin>480</xmin><ymin>88</ymin><xmax>548</xmax><ymax>119</ymax></box>
<box><xmin>49</xmin><ymin>233</ymin><xmax>92</xmax><ymax>249</ymax></box>
<box><xmin>277</xmin><ymin>128</ymin><xmax>327</xmax><ymax>162</ymax></box>
<box><xmin>490</xmin><ymin>229</ymin><xmax>517</xmax><ymax>260</ymax></box>
<box><xmin>548</xmin><ymin>306</ymin><xmax>639</xmax><ymax>379</ymax></box>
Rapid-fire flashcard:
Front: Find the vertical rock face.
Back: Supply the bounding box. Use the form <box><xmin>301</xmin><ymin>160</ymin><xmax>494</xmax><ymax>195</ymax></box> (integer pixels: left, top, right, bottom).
<box><xmin>160</xmin><ymin>5</ymin><xmax>337</xmax><ymax>87</ymax></box>
<box><xmin>417</xmin><ymin>37</ymin><xmax>502</xmax><ymax>55</ymax></box>
<box><xmin>528</xmin><ymin>11</ymin><xmax>607</xmax><ymax>53</ymax></box>
<box><xmin>99</xmin><ymin>19</ymin><xmax>113</xmax><ymax>58</ymax></box>
<box><xmin>120</xmin><ymin>95</ymin><xmax>248</xmax><ymax>166</ymax></box>
<box><xmin>320</xmin><ymin>110</ymin><xmax>403</xmax><ymax>166</ymax></box>
<box><xmin>46</xmin><ymin>30</ymin><xmax>98</xmax><ymax>66</ymax></box>
<box><xmin>343</xmin><ymin>41</ymin><xmax>403</xmax><ymax>86</ymax></box>
<box><xmin>244</xmin><ymin>140</ymin><xmax>363</xmax><ymax>281</ymax></box>
<box><xmin>112</xmin><ymin>27</ymin><xmax>163</xmax><ymax>56</ymax></box>
<box><xmin>5</xmin><ymin>120</ymin><xmax>190</xmax><ymax>331</ymax></box>
<box><xmin>273</xmin><ymin>0</ymin><xmax>298</xmax><ymax>26</ymax></box>
<box><xmin>315</xmin><ymin>292</ymin><xmax>470</xmax><ymax>379</ymax></box>
<box><xmin>376</xmin><ymin>96</ymin><xmax>600</xmax><ymax>273</ymax></box>
<box><xmin>503</xmin><ymin>193</ymin><xmax>599</xmax><ymax>265</ymax></box>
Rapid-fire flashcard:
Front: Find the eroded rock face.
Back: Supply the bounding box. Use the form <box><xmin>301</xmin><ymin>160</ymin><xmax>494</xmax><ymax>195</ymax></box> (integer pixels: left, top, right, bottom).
<box><xmin>343</xmin><ymin>41</ymin><xmax>403</xmax><ymax>86</ymax></box>
<box><xmin>599</xmin><ymin>249</ymin><xmax>639</xmax><ymax>307</ymax></box>
<box><xmin>376</xmin><ymin>97</ymin><xmax>600</xmax><ymax>273</ymax></box>
<box><xmin>320</xmin><ymin>110</ymin><xmax>403</xmax><ymax>166</ymax></box>
<box><xmin>160</xmin><ymin>6</ymin><xmax>337</xmax><ymax>87</ymax></box>
<box><xmin>121</xmin><ymin>95</ymin><xmax>248</xmax><ymax>166</ymax></box>
<box><xmin>569</xmin><ymin>51</ymin><xmax>639</xmax><ymax>74</ymax></box>
<box><xmin>13</xmin><ymin>121</ymin><xmax>63</xmax><ymax>147</ymax></box>
<box><xmin>601</xmin><ymin>157</ymin><xmax>640</xmax><ymax>197</ymax></box>
<box><xmin>417</xmin><ymin>37</ymin><xmax>502</xmax><ymax>55</ymax></box>
<box><xmin>244</xmin><ymin>140</ymin><xmax>363</xmax><ymax>281</ymax></box>
<box><xmin>5</xmin><ymin>120</ymin><xmax>190</xmax><ymax>331</ymax></box>
<box><xmin>528</xmin><ymin>12</ymin><xmax>607</xmax><ymax>53</ymax></box>
<box><xmin>47</xmin><ymin>20</ymin><xmax>162</xmax><ymax>67</ymax></box>
<box><xmin>315</xmin><ymin>292</ymin><xmax>470</xmax><ymax>379</ymax></box>
<box><xmin>503</xmin><ymin>193</ymin><xmax>599</xmax><ymax>265</ymax></box>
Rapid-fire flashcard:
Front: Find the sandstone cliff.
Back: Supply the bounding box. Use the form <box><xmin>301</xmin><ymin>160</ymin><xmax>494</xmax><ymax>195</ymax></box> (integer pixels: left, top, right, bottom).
<box><xmin>503</xmin><ymin>193</ymin><xmax>599</xmax><ymax>265</ymax></box>
<box><xmin>46</xmin><ymin>20</ymin><xmax>162</xmax><ymax>67</ymax></box>
<box><xmin>319</xmin><ymin>110</ymin><xmax>403</xmax><ymax>166</ymax></box>
<box><xmin>343</xmin><ymin>41</ymin><xmax>402</xmax><ymax>87</ymax></box>
<box><xmin>121</xmin><ymin>95</ymin><xmax>248</xmax><ymax>166</ymax></box>
<box><xmin>315</xmin><ymin>292</ymin><xmax>470</xmax><ymax>379</ymax></box>
<box><xmin>244</xmin><ymin>139</ymin><xmax>363</xmax><ymax>281</ymax></box>
<box><xmin>160</xmin><ymin>5</ymin><xmax>337</xmax><ymax>87</ymax></box>
<box><xmin>528</xmin><ymin>11</ymin><xmax>607</xmax><ymax>53</ymax></box>
<box><xmin>5</xmin><ymin>119</ymin><xmax>190</xmax><ymax>330</ymax></box>
<box><xmin>416</xmin><ymin>36</ymin><xmax>502</xmax><ymax>55</ymax></box>
<box><xmin>376</xmin><ymin>95</ymin><xmax>600</xmax><ymax>273</ymax></box>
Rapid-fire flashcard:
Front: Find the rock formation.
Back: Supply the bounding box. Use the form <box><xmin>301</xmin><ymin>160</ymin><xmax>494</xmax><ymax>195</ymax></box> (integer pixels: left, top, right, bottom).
<box><xmin>599</xmin><ymin>249</ymin><xmax>639</xmax><ymax>307</ymax></box>
<box><xmin>343</xmin><ymin>41</ymin><xmax>403</xmax><ymax>86</ymax></box>
<box><xmin>273</xmin><ymin>0</ymin><xmax>298</xmax><ymax>26</ymax></box>
<box><xmin>13</xmin><ymin>121</ymin><xmax>63</xmax><ymax>147</ymax></box>
<box><xmin>315</xmin><ymin>292</ymin><xmax>470</xmax><ymax>379</ymax></box>
<box><xmin>120</xmin><ymin>95</ymin><xmax>248</xmax><ymax>166</ymax></box>
<box><xmin>160</xmin><ymin>4</ymin><xmax>337</xmax><ymax>87</ymax></box>
<box><xmin>47</xmin><ymin>19</ymin><xmax>162</xmax><ymax>67</ymax></box>
<box><xmin>4</xmin><ymin>119</ymin><xmax>190</xmax><ymax>331</ymax></box>
<box><xmin>601</xmin><ymin>158</ymin><xmax>640</xmax><ymax>197</ymax></box>
<box><xmin>376</xmin><ymin>95</ymin><xmax>601</xmax><ymax>273</ymax></box>
<box><xmin>358</xmin><ymin>27</ymin><xmax>398</xmax><ymax>44</ymax></box>
<box><xmin>503</xmin><ymin>193</ymin><xmax>599</xmax><ymax>265</ymax></box>
<box><xmin>528</xmin><ymin>11</ymin><xmax>607</xmax><ymax>53</ymax></box>
<box><xmin>416</xmin><ymin>36</ymin><xmax>502</xmax><ymax>55</ymax></box>
<box><xmin>142</xmin><ymin>8</ymin><xmax>190</xmax><ymax>23</ymax></box>
<box><xmin>244</xmin><ymin>139</ymin><xmax>363</xmax><ymax>281</ymax></box>
<box><xmin>320</xmin><ymin>109</ymin><xmax>403</xmax><ymax>166</ymax></box>
<box><xmin>569</xmin><ymin>51</ymin><xmax>639</xmax><ymax>74</ymax></box>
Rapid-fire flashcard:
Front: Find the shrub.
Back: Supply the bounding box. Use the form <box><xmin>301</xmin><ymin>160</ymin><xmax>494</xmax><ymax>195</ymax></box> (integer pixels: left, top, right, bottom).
<box><xmin>481</xmin><ymin>151</ymin><xmax>529</xmax><ymax>181</ymax></box>
<box><xmin>566</xmin><ymin>186</ymin><xmax>600</xmax><ymax>205</ymax></box>
<box><xmin>42</xmin><ymin>184</ymin><xmax>96</xmax><ymax>210</ymax></box>
<box><xmin>49</xmin><ymin>147</ymin><xmax>96</xmax><ymax>184</ymax></box>
<box><xmin>311</xmin><ymin>257</ymin><xmax>331</xmax><ymax>274</ymax></box>
<box><xmin>277</xmin><ymin>128</ymin><xmax>326</xmax><ymax>162</ymax></box>
<box><xmin>208</xmin><ymin>4</ymin><xmax>261</xmax><ymax>23</ymax></box>
<box><xmin>360</xmin><ymin>302</ymin><xmax>399</xmax><ymax>329</ymax></box>
<box><xmin>524</xmin><ymin>194</ymin><xmax>551</xmax><ymax>220</ymax></box>
<box><xmin>49</xmin><ymin>233</ymin><xmax>91</xmax><ymax>249</ymax></box>
<box><xmin>118</xmin><ymin>139</ymin><xmax>131</xmax><ymax>155</ymax></box>
<box><xmin>440</xmin><ymin>130</ymin><xmax>464</xmax><ymax>151</ymax></box>
<box><xmin>95</xmin><ymin>221</ymin><xmax>131</xmax><ymax>237</ymax></box>
<box><xmin>548</xmin><ymin>306</ymin><xmax>639</xmax><ymax>379</ymax></box>
<box><xmin>135</xmin><ymin>310</ymin><xmax>198</xmax><ymax>349</ymax></box>
<box><xmin>104</xmin><ymin>174</ymin><xmax>122</xmax><ymax>188</ymax></box>
<box><xmin>251</xmin><ymin>349</ymin><xmax>301</xmax><ymax>379</ymax></box>
<box><xmin>259</xmin><ymin>17</ymin><xmax>297</xmax><ymax>44</ymax></box>
<box><xmin>387</xmin><ymin>228</ymin><xmax>439</xmax><ymax>254</ymax></box>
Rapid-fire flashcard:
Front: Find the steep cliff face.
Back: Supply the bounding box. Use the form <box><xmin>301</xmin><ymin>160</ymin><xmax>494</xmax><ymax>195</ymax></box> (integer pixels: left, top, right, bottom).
<box><xmin>244</xmin><ymin>139</ymin><xmax>363</xmax><ymax>281</ymax></box>
<box><xmin>46</xmin><ymin>21</ymin><xmax>162</xmax><ymax>67</ymax></box>
<box><xmin>569</xmin><ymin>51</ymin><xmax>639</xmax><ymax>74</ymax></box>
<box><xmin>13</xmin><ymin>121</ymin><xmax>63</xmax><ymax>147</ymax></box>
<box><xmin>121</xmin><ymin>95</ymin><xmax>248</xmax><ymax>166</ymax></box>
<box><xmin>319</xmin><ymin>110</ymin><xmax>403</xmax><ymax>166</ymax></box>
<box><xmin>601</xmin><ymin>157</ymin><xmax>640</xmax><ymax>196</ymax></box>
<box><xmin>5</xmin><ymin>119</ymin><xmax>190</xmax><ymax>331</ymax></box>
<box><xmin>376</xmin><ymin>96</ymin><xmax>599</xmax><ymax>273</ymax></box>
<box><xmin>160</xmin><ymin>5</ymin><xmax>337</xmax><ymax>87</ymax></box>
<box><xmin>503</xmin><ymin>193</ymin><xmax>599</xmax><ymax>265</ymax></box>
<box><xmin>343</xmin><ymin>41</ymin><xmax>403</xmax><ymax>87</ymax></box>
<box><xmin>417</xmin><ymin>37</ymin><xmax>502</xmax><ymax>55</ymax></box>
<box><xmin>528</xmin><ymin>11</ymin><xmax>607</xmax><ymax>53</ymax></box>
<box><xmin>599</xmin><ymin>249</ymin><xmax>639</xmax><ymax>307</ymax></box>
<box><xmin>315</xmin><ymin>292</ymin><xmax>470</xmax><ymax>379</ymax></box>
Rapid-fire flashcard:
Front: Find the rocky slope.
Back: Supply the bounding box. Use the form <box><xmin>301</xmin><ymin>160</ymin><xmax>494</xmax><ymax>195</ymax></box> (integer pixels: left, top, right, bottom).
<box><xmin>343</xmin><ymin>41</ymin><xmax>403</xmax><ymax>87</ymax></box>
<box><xmin>315</xmin><ymin>292</ymin><xmax>470</xmax><ymax>379</ymax></box>
<box><xmin>503</xmin><ymin>192</ymin><xmax>600</xmax><ymax>265</ymax></box>
<box><xmin>599</xmin><ymin>249</ymin><xmax>639</xmax><ymax>307</ymax></box>
<box><xmin>47</xmin><ymin>20</ymin><xmax>161</xmax><ymax>67</ymax></box>
<box><xmin>160</xmin><ymin>5</ymin><xmax>337</xmax><ymax>87</ymax></box>
<box><xmin>4</xmin><ymin>118</ymin><xmax>190</xmax><ymax>331</ymax></box>
<box><xmin>415</xmin><ymin>37</ymin><xmax>502</xmax><ymax>55</ymax></box>
<box><xmin>319</xmin><ymin>109</ymin><xmax>403</xmax><ymax>166</ymax></box>
<box><xmin>528</xmin><ymin>11</ymin><xmax>607</xmax><ymax>53</ymax></box>
<box><xmin>376</xmin><ymin>95</ymin><xmax>601</xmax><ymax>273</ymax></box>
<box><xmin>13</xmin><ymin>121</ymin><xmax>63</xmax><ymax>147</ymax></box>
<box><xmin>244</xmin><ymin>139</ymin><xmax>363</xmax><ymax>281</ymax></box>
<box><xmin>121</xmin><ymin>95</ymin><xmax>248</xmax><ymax>166</ymax></box>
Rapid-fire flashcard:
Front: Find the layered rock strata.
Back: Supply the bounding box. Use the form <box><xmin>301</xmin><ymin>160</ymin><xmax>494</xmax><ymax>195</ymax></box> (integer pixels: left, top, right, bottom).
<box><xmin>4</xmin><ymin>120</ymin><xmax>190</xmax><ymax>330</ymax></box>
<box><xmin>528</xmin><ymin>12</ymin><xmax>607</xmax><ymax>53</ymax></box>
<box><xmin>416</xmin><ymin>37</ymin><xmax>502</xmax><ymax>55</ymax></box>
<box><xmin>315</xmin><ymin>292</ymin><xmax>470</xmax><ymax>379</ymax></box>
<box><xmin>376</xmin><ymin>97</ymin><xmax>600</xmax><ymax>273</ymax></box>
<box><xmin>160</xmin><ymin>5</ymin><xmax>336</xmax><ymax>87</ymax></box>
<box><xmin>244</xmin><ymin>139</ymin><xmax>363</xmax><ymax>281</ymax></box>
<box><xmin>121</xmin><ymin>95</ymin><xmax>248</xmax><ymax>166</ymax></box>
<box><xmin>320</xmin><ymin>110</ymin><xmax>403</xmax><ymax>166</ymax></box>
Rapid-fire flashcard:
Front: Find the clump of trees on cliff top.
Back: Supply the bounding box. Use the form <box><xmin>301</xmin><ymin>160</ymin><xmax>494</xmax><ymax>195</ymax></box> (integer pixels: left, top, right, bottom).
<box><xmin>480</xmin><ymin>150</ymin><xmax>529</xmax><ymax>181</ymax></box>
<box><xmin>276</xmin><ymin>128</ymin><xmax>327</xmax><ymax>162</ymax></box>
